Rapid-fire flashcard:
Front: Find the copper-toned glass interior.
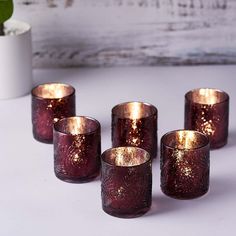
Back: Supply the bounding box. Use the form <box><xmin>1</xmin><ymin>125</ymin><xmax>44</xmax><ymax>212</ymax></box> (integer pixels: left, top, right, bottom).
<box><xmin>32</xmin><ymin>83</ymin><xmax>74</xmax><ymax>99</ymax></box>
<box><xmin>54</xmin><ymin>117</ymin><xmax>99</xmax><ymax>135</ymax></box>
<box><xmin>162</xmin><ymin>130</ymin><xmax>209</xmax><ymax>150</ymax></box>
<box><xmin>186</xmin><ymin>88</ymin><xmax>228</xmax><ymax>105</ymax></box>
<box><xmin>112</xmin><ymin>102</ymin><xmax>156</xmax><ymax>119</ymax></box>
<box><xmin>103</xmin><ymin>147</ymin><xmax>150</xmax><ymax>167</ymax></box>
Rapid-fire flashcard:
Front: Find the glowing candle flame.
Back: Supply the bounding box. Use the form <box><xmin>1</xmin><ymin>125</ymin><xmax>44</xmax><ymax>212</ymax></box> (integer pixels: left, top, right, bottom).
<box><xmin>34</xmin><ymin>83</ymin><xmax>74</xmax><ymax>99</ymax></box>
<box><xmin>114</xmin><ymin>147</ymin><xmax>147</xmax><ymax>167</ymax></box>
<box><xmin>44</xmin><ymin>84</ymin><xmax>66</xmax><ymax>98</ymax></box>
<box><xmin>178</xmin><ymin>131</ymin><xmax>196</xmax><ymax>149</ymax></box>
<box><xmin>198</xmin><ymin>89</ymin><xmax>218</xmax><ymax>105</ymax></box>
<box><xmin>130</xmin><ymin>102</ymin><xmax>141</xmax><ymax>119</ymax></box>
<box><xmin>69</xmin><ymin>118</ymin><xmax>84</xmax><ymax>135</ymax></box>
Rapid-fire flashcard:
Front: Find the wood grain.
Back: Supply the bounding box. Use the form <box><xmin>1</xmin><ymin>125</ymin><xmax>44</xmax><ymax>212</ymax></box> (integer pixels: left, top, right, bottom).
<box><xmin>14</xmin><ymin>0</ymin><xmax>236</xmax><ymax>67</ymax></box>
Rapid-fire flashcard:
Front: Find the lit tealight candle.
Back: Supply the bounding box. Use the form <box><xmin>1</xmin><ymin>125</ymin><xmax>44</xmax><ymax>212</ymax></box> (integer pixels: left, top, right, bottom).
<box><xmin>185</xmin><ymin>88</ymin><xmax>229</xmax><ymax>149</ymax></box>
<box><xmin>101</xmin><ymin>147</ymin><xmax>152</xmax><ymax>218</ymax></box>
<box><xmin>54</xmin><ymin>116</ymin><xmax>101</xmax><ymax>183</ymax></box>
<box><xmin>161</xmin><ymin>130</ymin><xmax>210</xmax><ymax>200</ymax></box>
<box><xmin>31</xmin><ymin>83</ymin><xmax>76</xmax><ymax>143</ymax></box>
<box><xmin>112</xmin><ymin>102</ymin><xmax>158</xmax><ymax>159</ymax></box>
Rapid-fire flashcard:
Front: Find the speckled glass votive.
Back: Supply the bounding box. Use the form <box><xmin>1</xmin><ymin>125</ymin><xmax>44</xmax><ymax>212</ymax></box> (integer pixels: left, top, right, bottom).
<box><xmin>53</xmin><ymin>116</ymin><xmax>101</xmax><ymax>183</ymax></box>
<box><xmin>31</xmin><ymin>83</ymin><xmax>76</xmax><ymax>144</ymax></box>
<box><xmin>112</xmin><ymin>102</ymin><xmax>158</xmax><ymax>159</ymax></box>
<box><xmin>101</xmin><ymin>147</ymin><xmax>152</xmax><ymax>218</ymax></box>
<box><xmin>161</xmin><ymin>130</ymin><xmax>210</xmax><ymax>200</ymax></box>
<box><xmin>185</xmin><ymin>88</ymin><xmax>229</xmax><ymax>149</ymax></box>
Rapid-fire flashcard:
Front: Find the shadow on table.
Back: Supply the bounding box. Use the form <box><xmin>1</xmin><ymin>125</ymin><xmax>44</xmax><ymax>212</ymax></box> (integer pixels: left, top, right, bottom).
<box><xmin>93</xmin><ymin>174</ymin><xmax>101</xmax><ymax>183</ymax></box>
<box><xmin>146</xmin><ymin>176</ymin><xmax>236</xmax><ymax>217</ymax></box>
<box><xmin>224</xmin><ymin>129</ymin><xmax>236</xmax><ymax>149</ymax></box>
<box><xmin>204</xmin><ymin>176</ymin><xmax>236</xmax><ymax>201</ymax></box>
<box><xmin>146</xmin><ymin>195</ymin><xmax>183</xmax><ymax>216</ymax></box>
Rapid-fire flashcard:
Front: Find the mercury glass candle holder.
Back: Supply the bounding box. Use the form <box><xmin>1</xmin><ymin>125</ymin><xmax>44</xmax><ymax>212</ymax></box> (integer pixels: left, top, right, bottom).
<box><xmin>161</xmin><ymin>130</ymin><xmax>210</xmax><ymax>200</ymax></box>
<box><xmin>31</xmin><ymin>83</ymin><xmax>76</xmax><ymax>144</ymax></box>
<box><xmin>101</xmin><ymin>147</ymin><xmax>152</xmax><ymax>218</ymax></box>
<box><xmin>53</xmin><ymin>116</ymin><xmax>101</xmax><ymax>183</ymax></box>
<box><xmin>112</xmin><ymin>102</ymin><xmax>158</xmax><ymax>159</ymax></box>
<box><xmin>185</xmin><ymin>88</ymin><xmax>229</xmax><ymax>149</ymax></box>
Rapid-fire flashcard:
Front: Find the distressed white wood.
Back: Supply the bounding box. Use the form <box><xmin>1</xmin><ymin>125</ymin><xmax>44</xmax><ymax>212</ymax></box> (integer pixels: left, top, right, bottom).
<box><xmin>13</xmin><ymin>0</ymin><xmax>236</xmax><ymax>67</ymax></box>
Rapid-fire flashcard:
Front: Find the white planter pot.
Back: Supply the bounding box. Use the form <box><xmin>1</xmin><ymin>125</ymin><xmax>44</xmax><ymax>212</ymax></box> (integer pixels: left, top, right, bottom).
<box><xmin>0</xmin><ymin>19</ymin><xmax>32</xmax><ymax>99</ymax></box>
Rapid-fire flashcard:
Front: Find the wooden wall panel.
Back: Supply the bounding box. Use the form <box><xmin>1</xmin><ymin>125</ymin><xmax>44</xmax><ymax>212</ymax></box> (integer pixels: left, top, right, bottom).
<box><xmin>14</xmin><ymin>0</ymin><xmax>236</xmax><ymax>67</ymax></box>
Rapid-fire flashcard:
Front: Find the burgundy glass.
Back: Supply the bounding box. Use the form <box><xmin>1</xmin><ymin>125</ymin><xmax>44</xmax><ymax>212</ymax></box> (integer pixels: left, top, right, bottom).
<box><xmin>54</xmin><ymin>116</ymin><xmax>101</xmax><ymax>183</ymax></box>
<box><xmin>161</xmin><ymin>130</ymin><xmax>210</xmax><ymax>200</ymax></box>
<box><xmin>101</xmin><ymin>147</ymin><xmax>152</xmax><ymax>218</ymax></box>
<box><xmin>185</xmin><ymin>88</ymin><xmax>229</xmax><ymax>149</ymax></box>
<box><xmin>31</xmin><ymin>83</ymin><xmax>76</xmax><ymax>144</ymax></box>
<box><xmin>112</xmin><ymin>102</ymin><xmax>158</xmax><ymax>159</ymax></box>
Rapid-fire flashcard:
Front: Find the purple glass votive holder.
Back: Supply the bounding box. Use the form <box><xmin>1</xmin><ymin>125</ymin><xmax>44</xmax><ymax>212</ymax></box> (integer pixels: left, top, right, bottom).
<box><xmin>101</xmin><ymin>147</ymin><xmax>152</xmax><ymax>218</ymax></box>
<box><xmin>161</xmin><ymin>130</ymin><xmax>210</xmax><ymax>200</ymax></box>
<box><xmin>112</xmin><ymin>102</ymin><xmax>158</xmax><ymax>159</ymax></box>
<box><xmin>185</xmin><ymin>88</ymin><xmax>229</xmax><ymax>149</ymax></box>
<box><xmin>31</xmin><ymin>83</ymin><xmax>76</xmax><ymax>144</ymax></box>
<box><xmin>53</xmin><ymin>116</ymin><xmax>101</xmax><ymax>183</ymax></box>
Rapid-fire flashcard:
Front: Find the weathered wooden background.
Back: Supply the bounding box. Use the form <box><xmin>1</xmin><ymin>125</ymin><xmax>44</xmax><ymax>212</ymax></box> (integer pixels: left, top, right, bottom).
<box><xmin>13</xmin><ymin>0</ymin><xmax>236</xmax><ymax>67</ymax></box>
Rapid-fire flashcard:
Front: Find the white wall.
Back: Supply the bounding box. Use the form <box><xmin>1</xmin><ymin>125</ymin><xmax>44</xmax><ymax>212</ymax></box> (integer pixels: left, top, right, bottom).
<box><xmin>14</xmin><ymin>0</ymin><xmax>236</xmax><ymax>67</ymax></box>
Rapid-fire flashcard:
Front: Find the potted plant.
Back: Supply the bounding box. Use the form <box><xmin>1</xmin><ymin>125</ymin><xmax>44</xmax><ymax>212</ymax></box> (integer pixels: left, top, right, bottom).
<box><xmin>0</xmin><ymin>0</ymin><xmax>32</xmax><ymax>99</ymax></box>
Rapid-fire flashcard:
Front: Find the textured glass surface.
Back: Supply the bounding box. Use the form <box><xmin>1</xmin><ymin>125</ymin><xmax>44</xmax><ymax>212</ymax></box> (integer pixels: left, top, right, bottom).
<box><xmin>54</xmin><ymin>117</ymin><xmax>101</xmax><ymax>183</ymax></box>
<box><xmin>161</xmin><ymin>130</ymin><xmax>210</xmax><ymax>200</ymax></box>
<box><xmin>185</xmin><ymin>88</ymin><xmax>229</xmax><ymax>149</ymax></box>
<box><xmin>112</xmin><ymin>102</ymin><xmax>158</xmax><ymax>159</ymax></box>
<box><xmin>101</xmin><ymin>147</ymin><xmax>152</xmax><ymax>218</ymax></box>
<box><xmin>31</xmin><ymin>83</ymin><xmax>76</xmax><ymax>144</ymax></box>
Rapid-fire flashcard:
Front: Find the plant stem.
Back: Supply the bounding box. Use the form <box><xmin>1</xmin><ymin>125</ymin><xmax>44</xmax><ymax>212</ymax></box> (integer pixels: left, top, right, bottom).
<box><xmin>0</xmin><ymin>23</ymin><xmax>4</xmax><ymax>36</ymax></box>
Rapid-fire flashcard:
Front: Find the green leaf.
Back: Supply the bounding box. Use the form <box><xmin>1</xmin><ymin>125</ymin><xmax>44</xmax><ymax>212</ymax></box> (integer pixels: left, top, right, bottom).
<box><xmin>0</xmin><ymin>0</ymin><xmax>14</xmax><ymax>24</ymax></box>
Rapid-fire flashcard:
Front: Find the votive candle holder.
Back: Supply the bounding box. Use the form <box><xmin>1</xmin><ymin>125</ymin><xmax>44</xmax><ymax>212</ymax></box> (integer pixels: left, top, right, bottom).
<box><xmin>53</xmin><ymin>116</ymin><xmax>101</xmax><ymax>183</ymax></box>
<box><xmin>101</xmin><ymin>147</ymin><xmax>152</xmax><ymax>218</ymax></box>
<box><xmin>31</xmin><ymin>83</ymin><xmax>76</xmax><ymax>144</ymax></box>
<box><xmin>185</xmin><ymin>88</ymin><xmax>229</xmax><ymax>149</ymax></box>
<box><xmin>161</xmin><ymin>130</ymin><xmax>210</xmax><ymax>200</ymax></box>
<box><xmin>112</xmin><ymin>102</ymin><xmax>158</xmax><ymax>159</ymax></box>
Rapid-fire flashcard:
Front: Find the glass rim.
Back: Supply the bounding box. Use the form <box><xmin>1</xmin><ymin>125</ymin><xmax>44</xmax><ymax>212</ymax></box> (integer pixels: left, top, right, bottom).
<box><xmin>101</xmin><ymin>146</ymin><xmax>151</xmax><ymax>168</ymax></box>
<box><xmin>112</xmin><ymin>101</ymin><xmax>158</xmax><ymax>119</ymax></box>
<box><xmin>161</xmin><ymin>129</ymin><xmax>210</xmax><ymax>150</ymax></box>
<box><xmin>185</xmin><ymin>88</ymin><xmax>229</xmax><ymax>105</ymax></box>
<box><xmin>31</xmin><ymin>82</ymin><xmax>75</xmax><ymax>100</ymax></box>
<box><xmin>54</xmin><ymin>116</ymin><xmax>100</xmax><ymax>136</ymax></box>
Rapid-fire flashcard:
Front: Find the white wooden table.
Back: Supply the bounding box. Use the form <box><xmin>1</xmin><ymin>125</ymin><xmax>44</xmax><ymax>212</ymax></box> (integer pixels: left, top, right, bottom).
<box><xmin>1</xmin><ymin>66</ymin><xmax>235</xmax><ymax>235</ymax></box>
